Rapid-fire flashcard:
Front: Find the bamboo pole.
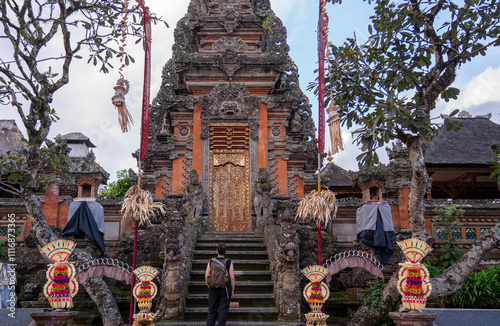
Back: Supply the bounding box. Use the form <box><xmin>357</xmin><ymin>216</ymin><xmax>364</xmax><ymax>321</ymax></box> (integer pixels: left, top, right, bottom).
<box><xmin>317</xmin><ymin>152</ymin><xmax>322</xmax><ymax>266</ymax></box>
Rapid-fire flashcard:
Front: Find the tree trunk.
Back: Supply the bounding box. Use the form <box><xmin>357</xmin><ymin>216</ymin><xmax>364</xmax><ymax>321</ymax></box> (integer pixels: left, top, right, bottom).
<box><xmin>21</xmin><ymin>191</ymin><xmax>126</xmax><ymax>326</ymax></box>
<box><xmin>347</xmin><ymin>222</ymin><xmax>500</xmax><ymax>325</ymax></box>
<box><xmin>407</xmin><ymin>137</ymin><xmax>429</xmax><ymax>241</ymax></box>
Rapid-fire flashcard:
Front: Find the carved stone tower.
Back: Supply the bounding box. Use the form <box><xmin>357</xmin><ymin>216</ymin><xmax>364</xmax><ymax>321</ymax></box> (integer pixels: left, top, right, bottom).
<box><xmin>144</xmin><ymin>0</ymin><xmax>318</xmax><ymax>231</ymax></box>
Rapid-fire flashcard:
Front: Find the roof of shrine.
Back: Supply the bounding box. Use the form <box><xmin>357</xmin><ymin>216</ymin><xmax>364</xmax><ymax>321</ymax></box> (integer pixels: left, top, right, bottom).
<box><xmin>323</xmin><ymin>163</ymin><xmax>355</xmax><ymax>187</ymax></box>
<box><xmin>425</xmin><ymin>113</ymin><xmax>500</xmax><ymax>165</ymax></box>
<box><xmin>62</xmin><ymin>132</ymin><xmax>96</xmax><ymax>147</ymax></box>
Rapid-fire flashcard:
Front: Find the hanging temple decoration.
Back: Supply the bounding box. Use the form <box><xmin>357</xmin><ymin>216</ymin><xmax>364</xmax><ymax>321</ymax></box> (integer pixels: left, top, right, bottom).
<box><xmin>111</xmin><ymin>0</ymin><xmax>134</xmax><ymax>133</ymax></box>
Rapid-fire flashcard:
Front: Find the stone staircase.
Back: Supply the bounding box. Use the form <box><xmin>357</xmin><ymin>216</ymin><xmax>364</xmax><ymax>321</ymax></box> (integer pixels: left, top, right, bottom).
<box><xmin>175</xmin><ymin>231</ymin><xmax>301</xmax><ymax>325</ymax></box>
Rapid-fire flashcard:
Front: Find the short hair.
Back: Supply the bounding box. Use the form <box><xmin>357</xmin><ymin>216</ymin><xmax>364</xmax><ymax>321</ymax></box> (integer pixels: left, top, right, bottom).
<box><xmin>217</xmin><ymin>242</ymin><xmax>226</xmax><ymax>255</ymax></box>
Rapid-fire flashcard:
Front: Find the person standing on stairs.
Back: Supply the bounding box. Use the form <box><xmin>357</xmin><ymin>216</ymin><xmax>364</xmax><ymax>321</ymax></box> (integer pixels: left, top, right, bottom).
<box><xmin>205</xmin><ymin>242</ymin><xmax>235</xmax><ymax>326</ymax></box>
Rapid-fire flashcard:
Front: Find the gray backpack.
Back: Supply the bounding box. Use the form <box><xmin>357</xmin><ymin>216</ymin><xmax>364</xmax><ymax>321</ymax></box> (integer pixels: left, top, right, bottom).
<box><xmin>207</xmin><ymin>258</ymin><xmax>229</xmax><ymax>289</ymax></box>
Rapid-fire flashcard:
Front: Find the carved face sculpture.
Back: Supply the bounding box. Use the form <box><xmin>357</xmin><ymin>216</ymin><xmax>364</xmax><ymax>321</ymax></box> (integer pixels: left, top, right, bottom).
<box><xmin>220</xmin><ymin>101</ymin><xmax>240</xmax><ymax>118</ymax></box>
<box><xmin>166</xmin><ymin>243</ymin><xmax>181</xmax><ymax>260</ymax></box>
<box><xmin>282</xmin><ymin>242</ymin><xmax>298</xmax><ymax>262</ymax></box>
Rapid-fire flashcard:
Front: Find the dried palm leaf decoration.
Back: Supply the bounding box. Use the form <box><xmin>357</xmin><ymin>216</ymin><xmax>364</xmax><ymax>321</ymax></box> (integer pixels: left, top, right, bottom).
<box><xmin>112</xmin><ymin>77</ymin><xmax>133</xmax><ymax>132</ymax></box>
<box><xmin>295</xmin><ymin>189</ymin><xmax>338</xmax><ymax>225</ymax></box>
<box><xmin>111</xmin><ymin>0</ymin><xmax>134</xmax><ymax>133</ymax></box>
<box><xmin>121</xmin><ymin>185</ymin><xmax>166</xmax><ymax>226</ymax></box>
<box><xmin>326</xmin><ymin>46</ymin><xmax>344</xmax><ymax>156</ymax></box>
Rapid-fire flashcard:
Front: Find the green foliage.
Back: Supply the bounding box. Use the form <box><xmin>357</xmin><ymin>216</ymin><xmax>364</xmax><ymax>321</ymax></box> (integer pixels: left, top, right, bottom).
<box><xmin>432</xmin><ymin>204</ymin><xmax>464</xmax><ymax>268</ymax></box>
<box><xmin>446</xmin><ymin>266</ymin><xmax>500</xmax><ymax>308</ymax></box>
<box><xmin>362</xmin><ymin>280</ymin><xmax>387</xmax><ymax>313</ymax></box>
<box><xmin>488</xmin><ymin>146</ymin><xmax>500</xmax><ymax>188</ymax></box>
<box><xmin>261</xmin><ymin>15</ymin><xmax>274</xmax><ymax>31</ymax></box>
<box><xmin>322</xmin><ymin>0</ymin><xmax>500</xmax><ymax>168</ymax></box>
<box><xmin>99</xmin><ymin>169</ymin><xmax>131</xmax><ymax>198</ymax></box>
<box><xmin>438</xmin><ymin>239</ymin><xmax>463</xmax><ymax>269</ymax></box>
<box><xmin>425</xmin><ymin>262</ymin><xmax>446</xmax><ymax>278</ymax></box>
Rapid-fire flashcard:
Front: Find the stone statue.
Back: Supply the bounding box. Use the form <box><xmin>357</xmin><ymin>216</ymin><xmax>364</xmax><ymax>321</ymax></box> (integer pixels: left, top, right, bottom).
<box><xmin>253</xmin><ymin>167</ymin><xmax>273</xmax><ymax>230</ymax></box>
<box><xmin>159</xmin><ymin>223</ymin><xmax>185</xmax><ymax>319</ymax></box>
<box><xmin>290</xmin><ymin>109</ymin><xmax>303</xmax><ymax>133</ymax></box>
<box><xmin>185</xmin><ymin>169</ymin><xmax>204</xmax><ymax>227</ymax></box>
<box><xmin>275</xmin><ymin>232</ymin><xmax>301</xmax><ymax>320</ymax></box>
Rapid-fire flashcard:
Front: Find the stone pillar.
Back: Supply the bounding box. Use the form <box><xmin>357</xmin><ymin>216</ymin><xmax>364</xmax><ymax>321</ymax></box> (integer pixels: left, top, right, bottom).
<box><xmin>389</xmin><ymin>311</ymin><xmax>438</xmax><ymax>326</ymax></box>
<box><xmin>30</xmin><ymin>310</ymin><xmax>79</xmax><ymax>326</ymax></box>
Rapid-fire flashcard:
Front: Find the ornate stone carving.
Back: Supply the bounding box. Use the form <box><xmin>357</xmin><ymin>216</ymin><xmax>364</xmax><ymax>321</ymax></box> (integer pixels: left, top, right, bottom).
<box><xmin>287</xmin><ymin>172</ymin><xmax>299</xmax><ymax>198</ymax></box>
<box><xmin>252</xmin><ymin>167</ymin><xmax>273</xmax><ymax>232</ymax></box>
<box><xmin>268</xmin><ymin>136</ymin><xmax>275</xmax><ymax>150</ymax></box>
<box><xmin>186</xmin><ymin>135</ymin><xmax>193</xmax><ymax>150</ymax></box>
<box><xmin>274</xmin><ymin>223</ymin><xmax>301</xmax><ymax>321</ymax></box>
<box><xmin>272</xmin><ymin>125</ymin><xmax>282</xmax><ymax>137</ymax></box>
<box><xmin>178</xmin><ymin>125</ymin><xmax>189</xmax><ymax>136</ymax></box>
<box><xmin>159</xmin><ymin>222</ymin><xmax>184</xmax><ymax>318</ymax></box>
<box><xmin>201</xmin><ymin>84</ymin><xmax>260</xmax><ymax>122</ymax></box>
<box><xmin>219</xmin><ymin>0</ymin><xmax>241</xmax><ymax>32</ymax></box>
<box><xmin>268</xmin><ymin>156</ymin><xmax>279</xmax><ymax>194</ymax></box>
<box><xmin>184</xmin><ymin>170</ymin><xmax>205</xmax><ymax>229</ymax></box>
<box><xmin>215</xmin><ymin>36</ymin><xmax>245</xmax><ymax>53</ymax></box>
<box><xmin>280</xmin><ymin>152</ymin><xmax>289</xmax><ymax>161</ymax></box>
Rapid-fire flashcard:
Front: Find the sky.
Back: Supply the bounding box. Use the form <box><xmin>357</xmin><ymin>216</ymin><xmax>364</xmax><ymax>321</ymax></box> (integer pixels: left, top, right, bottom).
<box><xmin>2</xmin><ymin>0</ymin><xmax>500</xmax><ymax>182</ymax></box>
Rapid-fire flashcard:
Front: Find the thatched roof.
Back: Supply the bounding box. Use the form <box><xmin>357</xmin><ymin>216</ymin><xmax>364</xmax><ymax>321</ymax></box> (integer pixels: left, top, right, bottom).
<box><xmin>426</xmin><ymin>116</ymin><xmax>500</xmax><ymax>165</ymax></box>
<box><xmin>0</xmin><ymin>120</ymin><xmax>25</xmax><ymax>155</ymax></box>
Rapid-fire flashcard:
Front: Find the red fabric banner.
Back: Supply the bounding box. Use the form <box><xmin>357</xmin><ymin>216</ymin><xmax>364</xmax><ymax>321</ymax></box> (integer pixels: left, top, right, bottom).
<box><xmin>137</xmin><ymin>0</ymin><xmax>151</xmax><ymax>161</ymax></box>
<box><xmin>318</xmin><ymin>0</ymin><xmax>328</xmax><ymax>154</ymax></box>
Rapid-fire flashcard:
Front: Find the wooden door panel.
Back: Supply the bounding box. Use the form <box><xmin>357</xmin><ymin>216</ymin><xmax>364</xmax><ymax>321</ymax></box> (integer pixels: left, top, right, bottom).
<box><xmin>210</xmin><ymin>160</ymin><xmax>249</xmax><ymax>231</ymax></box>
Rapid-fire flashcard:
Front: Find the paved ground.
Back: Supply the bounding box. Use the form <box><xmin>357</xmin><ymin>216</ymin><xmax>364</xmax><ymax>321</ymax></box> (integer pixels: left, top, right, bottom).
<box><xmin>0</xmin><ymin>308</ymin><xmax>42</xmax><ymax>326</ymax></box>
<box><xmin>424</xmin><ymin>308</ymin><xmax>500</xmax><ymax>326</ymax></box>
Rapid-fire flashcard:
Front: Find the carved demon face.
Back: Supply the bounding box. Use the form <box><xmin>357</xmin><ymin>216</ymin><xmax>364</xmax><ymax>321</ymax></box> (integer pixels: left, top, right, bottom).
<box><xmin>220</xmin><ymin>101</ymin><xmax>240</xmax><ymax>117</ymax></box>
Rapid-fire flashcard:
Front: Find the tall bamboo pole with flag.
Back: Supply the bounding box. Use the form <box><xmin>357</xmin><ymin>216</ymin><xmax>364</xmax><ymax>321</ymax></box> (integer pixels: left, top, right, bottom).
<box><xmin>295</xmin><ymin>0</ymin><xmax>338</xmax><ymax>267</ymax></box>
<box><xmin>111</xmin><ymin>1</ymin><xmax>165</xmax><ymax>325</ymax></box>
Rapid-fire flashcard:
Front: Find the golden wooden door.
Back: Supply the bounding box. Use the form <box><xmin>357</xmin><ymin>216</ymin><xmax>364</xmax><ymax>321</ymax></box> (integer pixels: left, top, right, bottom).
<box><xmin>209</xmin><ymin>124</ymin><xmax>250</xmax><ymax>231</ymax></box>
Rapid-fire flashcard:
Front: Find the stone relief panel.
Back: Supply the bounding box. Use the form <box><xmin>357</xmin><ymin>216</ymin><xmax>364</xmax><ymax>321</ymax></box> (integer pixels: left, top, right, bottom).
<box><xmin>200</xmin><ymin>84</ymin><xmax>260</xmax><ymax>138</ymax></box>
<box><xmin>215</xmin><ymin>36</ymin><xmax>245</xmax><ymax>53</ymax></box>
<box><xmin>268</xmin><ymin>153</ymin><xmax>279</xmax><ymax>194</ymax></box>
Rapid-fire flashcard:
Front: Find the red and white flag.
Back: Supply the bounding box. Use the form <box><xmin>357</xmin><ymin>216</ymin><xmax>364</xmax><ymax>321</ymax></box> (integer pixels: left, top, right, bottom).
<box><xmin>137</xmin><ymin>0</ymin><xmax>151</xmax><ymax>161</ymax></box>
<box><xmin>317</xmin><ymin>0</ymin><xmax>328</xmax><ymax>154</ymax></box>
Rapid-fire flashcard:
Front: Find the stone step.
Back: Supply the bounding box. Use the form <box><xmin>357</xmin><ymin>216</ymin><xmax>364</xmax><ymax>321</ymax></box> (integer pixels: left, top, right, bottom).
<box><xmin>186</xmin><ymin>293</ymin><xmax>275</xmax><ymax>307</ymax></box>
<box><xmin>190</xmin><ymin>270</ymin><xmax>272</xmax><ymax>282</ymax></box>
<box><xmin>188</xmin><ymin>281</ymin><xmax>273</xmax><ymax>294</ymax></box>
<box><xmin>195</xmin><ymin>242</ymin><xmax>267</xmax><ymax>250</ymax></box>
<box><xmin>194</xmin><ymin>250</ymin><xmax>269</xmax><ymax>260</ymax></box>
<box><xmin>157</xmin><ymin>322</ymin><xmax>303</xmax><ymax>326</ymax></box>
<box><xmin>198</xmin><ymin>233</ymin><xmax>263</xmax><ymax>242</ymax></box>
<box><xmin>192</xmin><ymin>259</ymin><xmax>270</xmax><ymax>271</ymax></box>
<box><xmin>183</xmin><ymin>306</ymin><xmax>278</xmax><ymax>321</ymax></box>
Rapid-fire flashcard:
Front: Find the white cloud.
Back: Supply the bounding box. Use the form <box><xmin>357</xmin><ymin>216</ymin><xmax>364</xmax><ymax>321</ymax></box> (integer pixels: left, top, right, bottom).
<box><xmin>442</xmin><ymin>65</ymin><xmax>500</xmax><ymax>114</ymax></box>
<box><xmin>3</xmin><ymin>0</ymin><xmax>499</xmax><ymax>182</ymax></box>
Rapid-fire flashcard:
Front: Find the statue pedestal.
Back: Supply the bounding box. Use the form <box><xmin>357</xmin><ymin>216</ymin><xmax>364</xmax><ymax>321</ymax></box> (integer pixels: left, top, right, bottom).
<box><xmin>389</xmin><ymin>311</ymin><xmax>438</xmax><ymax>326</ymax></box>
<box><xmin>30</xmin><ymin>310</ymin><xmax>79</xmax><ymax>326</ymax></box>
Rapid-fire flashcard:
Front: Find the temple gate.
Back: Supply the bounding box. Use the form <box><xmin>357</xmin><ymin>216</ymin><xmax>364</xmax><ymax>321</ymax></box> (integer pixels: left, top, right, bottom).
<box><xmin>143</xmin><ymin>0</ymin><xmax>318</xmax><ymax>231</ymax></box>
